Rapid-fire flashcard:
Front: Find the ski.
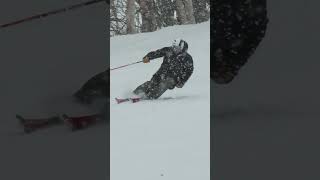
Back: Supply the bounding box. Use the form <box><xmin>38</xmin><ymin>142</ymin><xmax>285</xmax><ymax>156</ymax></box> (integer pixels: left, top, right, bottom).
<box><xmin>115</xmin><ymin>97</ymin><xmax>142</xmax><ymax>104</ymax></box>
<box><xmin>62</xmin><ymin>114</ymin><xmax>101</xmax><ymax>131</ymax></box>
<box><xmin>114</xmin><ymin>96</ymin><xmax>178</xmax><ymax>104</ymax></box>
<box><xmin>130</xmin><ymin>97</ymin><xmax>141</xmax><ymax>103</ymax></box>
<box><xmin>115</xmin><ymin>98</ymin><xmax>130</xmax><ymax>104</ymax></box>
<box><xmin>16</xmin><ymin>114</ymin><xmax>63</xmax><ymax>134</ymax></box>
<box><xmin>16</xmin><ymin>113</ymin><xmax>103</xmax><ymax>133</ymax></box>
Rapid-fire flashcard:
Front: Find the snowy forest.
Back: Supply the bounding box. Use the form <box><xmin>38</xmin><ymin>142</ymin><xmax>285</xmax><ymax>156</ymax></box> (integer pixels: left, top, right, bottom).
<box><xmin>110</xmin><ymin>0</ymin><xmax>210</xmax><ymax>36</ymax></box>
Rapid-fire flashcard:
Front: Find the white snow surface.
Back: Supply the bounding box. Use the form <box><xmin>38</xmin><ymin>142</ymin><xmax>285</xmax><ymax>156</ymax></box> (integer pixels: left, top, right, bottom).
<box><xmin>110</xmin><ymin>22</ymin><xmax>210</xmax><ymax>180</ymax></box>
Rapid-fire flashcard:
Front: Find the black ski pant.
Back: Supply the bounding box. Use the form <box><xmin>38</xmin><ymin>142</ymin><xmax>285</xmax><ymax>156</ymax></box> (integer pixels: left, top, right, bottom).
<box><xmin>133</xmin><ymin>74</ymin><xmax>176</xmax><ymax>99</ymax></box>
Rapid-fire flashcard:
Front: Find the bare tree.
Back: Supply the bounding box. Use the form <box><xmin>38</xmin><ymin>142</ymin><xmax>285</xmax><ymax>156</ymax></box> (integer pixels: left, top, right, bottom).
<box><xmin>137</xmin><ymin>0</ymin><xmax>157</xmax><ymax>32</ymax></box>
<box><xmin>110</xmin><ymin>0</ymin><xmax>127</xmax><ymax>36</ymax></box>
<box><xmin>175</xmin><ymin>0</ymin><xmax>188</xmax><ymax>24</ymax></box>
<box><xmin>110</xmin><ymin>0</ymin><xmax>210</xmax><ymax>36</ymax></box>
<box><xmin>185</xmin><ymin>0</ymin><xmax>196</xmax><ymax>24</ymax></box>
<box><xmin>126</xmin><ymin>0</ymin><xmax>136</xmax><ymax>34</ymax></box>
<box><xmin>155</xmin><ymin>0</ymin><xmax>175</xmax><ymax>27</ymax></box>
<box><xmin>175</xmin><ymin>0</ymin><xmax>196</xmax><ymax>24</ymax></box>
<box><xmin>193</xmin><ymin>0</ymin><xmax>210</xmax><ymax>23</ymax></box>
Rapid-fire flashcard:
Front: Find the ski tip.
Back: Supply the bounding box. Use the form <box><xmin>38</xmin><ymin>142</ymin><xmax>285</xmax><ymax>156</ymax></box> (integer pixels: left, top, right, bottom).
<box><xmin>115</xmin><ymin>97</ymin><xmax>131</xmax><ymax>104</ymax></box>
<box><xmin>115</xmin><ymin>98</ymin><xmax>120</xmax><ymax>104</ymax></box>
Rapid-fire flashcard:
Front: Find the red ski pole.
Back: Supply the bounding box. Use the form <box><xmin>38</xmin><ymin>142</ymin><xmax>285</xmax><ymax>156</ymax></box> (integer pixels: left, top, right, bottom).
<box><xmin>0</xmin><ymin>0</ymin><xmax>107</xmax><ymax>29</ymax></box>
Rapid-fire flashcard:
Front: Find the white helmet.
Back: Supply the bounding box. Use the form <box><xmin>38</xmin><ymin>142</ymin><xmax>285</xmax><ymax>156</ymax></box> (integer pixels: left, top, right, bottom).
<box><xmin>172</xmin><ymin>38</ymin><xmax>188</xmax><ymax>53</ymax></box>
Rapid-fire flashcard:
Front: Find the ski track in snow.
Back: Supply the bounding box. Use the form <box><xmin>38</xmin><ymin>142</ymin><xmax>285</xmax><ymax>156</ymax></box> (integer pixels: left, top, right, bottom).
<box><xmin>0</xmin><ymin>1</ymin><xmax>108</xmax><ymax>179</ymax></box>
<box><xmin>110</xmin><ymin>22</ymin><xmax>210</xmax><ymax>180</ymax></box>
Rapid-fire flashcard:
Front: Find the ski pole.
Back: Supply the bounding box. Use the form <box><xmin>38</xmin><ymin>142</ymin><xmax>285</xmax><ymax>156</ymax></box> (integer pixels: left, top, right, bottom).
<box><xmin>0</xmin><ymin>0</ymin><xmax>107</xmax><ymax>29</ymax></box>
<box><xmin>110</xmin><ymin>59</ymin><xmax>156</xmax><ymax>71</ymax></box>
<box><xmin>110</xmin><ymin>60</ymin><xmax>144</xmax><ymax>71</ymax></box>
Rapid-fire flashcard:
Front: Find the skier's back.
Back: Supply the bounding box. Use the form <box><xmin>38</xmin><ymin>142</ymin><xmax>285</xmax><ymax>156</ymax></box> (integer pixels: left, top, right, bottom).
<box><xmin>133</xmin><ymin>39</ymin><xmax>194</xmax><ymax>99</ymax></box>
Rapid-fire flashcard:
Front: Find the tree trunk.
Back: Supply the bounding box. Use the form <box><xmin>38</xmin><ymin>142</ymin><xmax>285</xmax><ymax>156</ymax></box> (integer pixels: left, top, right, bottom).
<box><xmin>175</xmin><ymin>0</ymin><xmax>187</xmax><ymax>24</ymax></box>
<box><xmin>138</xmin><ymin>0</ymin><xmax>157</xmax><ymax>32</ymax></box>
<box><xmin>126</xmin><ymin>0</ymin><xmax>136</xmax><ymax>34</ymax></box>
<box><xmin>175</xmin><ymin>0</ymin><xmax>196</xmax><ymax>24</ymax></box>
<box><xmin>193</xmin><ymin>0</ymin><xmax>210</xmax><ymax>23</ymax></box>
<box><xmin>157</xmin><ymin>0</ymin><xmax>175</xmax><ymax>27</ymax></box>
<box><xmin>110</xmin><ymin>0</ymin><xmax>118</xmax><ymax>35</ymax></box>
<box><xmin>184</xmin><ymin>0</ymin><xmax>196</xmax><ymax>24</ymax></box>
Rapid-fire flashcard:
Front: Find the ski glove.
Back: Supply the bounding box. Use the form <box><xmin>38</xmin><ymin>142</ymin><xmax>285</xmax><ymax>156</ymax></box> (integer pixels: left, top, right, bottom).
<box><xmin>175</xmin><ymin>77</ymin><xmax>184</xmax><ymax>88</ymax></box>
<box><xmin>143</xmin><ymin>56</ymin><xmax>150</xmax><ymax>63</ymax></box>
<box><xmin>176</xmin><ymin>82</ymin><xmax>184</xmax><ymax>88</ymax></box>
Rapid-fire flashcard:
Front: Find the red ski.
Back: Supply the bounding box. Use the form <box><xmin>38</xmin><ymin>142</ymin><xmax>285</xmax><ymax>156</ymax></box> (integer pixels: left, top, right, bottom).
<box><xmin>62</xmin><ymin>114</ymin><xmax>100</xmax><ymax>131</ymax></box>
<box><xmin>115</xmin><ymin>97</ymin><xmax>142</xmax><ymax>104</ymax></box>
<box><xmin>130</xmin><ymin>97</ymin><xmax>141</xmax><ymax>103</ymax></box>
<box><xmin>16</xmin><ymin>114</ymin><xmax>62</xmax><ymax>133</ymax></box>
<box><xmin>115</xmin><ymin>98</ymin><xmax>130</xmax><ymax>104</ymax></box>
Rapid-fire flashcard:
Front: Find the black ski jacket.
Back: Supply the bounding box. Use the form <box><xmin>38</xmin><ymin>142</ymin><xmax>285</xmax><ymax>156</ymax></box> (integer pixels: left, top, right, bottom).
<box><xmin>144</xmin><ymin>47</ymin><xmax>193</xmax><ymax>87</ymax></box>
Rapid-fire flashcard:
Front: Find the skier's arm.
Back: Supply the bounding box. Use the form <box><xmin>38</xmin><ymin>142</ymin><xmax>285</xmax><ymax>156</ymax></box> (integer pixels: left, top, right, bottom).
<box><xmin>144</xmin><ymin>47</ymin><xmax>171</xmax><ymax>61</ymax></box>
<box><xmin>176</xmin><ymin>57</ymin><xmax>194</xmax><ymax>88</ymax></box>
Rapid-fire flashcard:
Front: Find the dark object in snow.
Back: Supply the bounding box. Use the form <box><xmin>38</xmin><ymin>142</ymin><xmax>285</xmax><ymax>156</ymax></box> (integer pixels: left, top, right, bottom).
<box><xmin>115</xmin><ymin>98</ymin><xmax>131</xmax><ymax>104</ymax></box>
<box><xmin>133</xmin><ymin>39</ymin><xmax>194</xmax><ymax>99</ymax></box>
<box><xmin>16</xmin><ymin>114</ymin><xmax>62</xmax><ymax>133</ymax></box>
<box><xmin>16</xmin><ymin>114</ymin><xmax>104</xmax><ymax>134</ymax></box>
<box><xmin>62</xmin><ymin>114</ymin><xmax>101</xmax><ymax>131</ymax></box>
<box><xmin>115</xmin><ymin>97</ymin><xmax>141</xmax><ymax>104</ymax></box>
<box><xmin>211</xmin><ymin>0</ymin><xmax>269</xmax><ymax>84</ymax></box>
<box><xmin>73</xmin><ymin>70</ymin><xmax>109</xmax><ymax>104</ymax></box>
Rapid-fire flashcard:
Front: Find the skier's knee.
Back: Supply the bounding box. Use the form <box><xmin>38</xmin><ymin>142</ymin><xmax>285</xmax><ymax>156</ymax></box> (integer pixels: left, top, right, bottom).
<box><xmin>133</xmin><ymin>81</ymin><xmax>150</xmax><ymax>95</ymax></box>
<box><xmin>164</xmin><ymin>77</ymin><xmax>176</xmax><ymax>90</ymax></box>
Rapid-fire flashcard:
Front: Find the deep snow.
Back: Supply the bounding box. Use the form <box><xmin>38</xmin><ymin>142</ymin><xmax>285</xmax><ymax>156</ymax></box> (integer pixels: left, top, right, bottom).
<box><xmin>110</xmin><ymin>22</ymin><xmax>210</xmax><ymax>180</ymax></box>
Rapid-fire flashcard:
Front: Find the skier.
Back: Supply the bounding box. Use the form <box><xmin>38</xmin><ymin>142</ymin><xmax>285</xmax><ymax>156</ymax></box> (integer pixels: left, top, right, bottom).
<box><xmin>133</xmin><ymin>38</ymin><xmax>194</xmax><ymax>99</ymax></box>
<box><xmin>73</xmin><ymin>69</ymin><xmax>109</xmax><ymax>104</ymax></box>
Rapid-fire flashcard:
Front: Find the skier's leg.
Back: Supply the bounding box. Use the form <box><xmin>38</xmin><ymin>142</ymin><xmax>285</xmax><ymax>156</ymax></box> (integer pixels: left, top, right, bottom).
<box><xmin>145</xmin><ymin>84</ymin><xmax>167</xmax><ymax>99</ymax></box>
<box><xmin>133</xmin><ymin>81</ymin><xmax>151</xmax><ymax>96</ymax></box>
<box><xmin>145</xmin><ymin>77</ymin><xmax>176</xmax><ymax>99</ymax></box>
<box><xmin>134</xmin><ymin>72</ymin><xmax>162</xmax><ymax>97</ymax></box>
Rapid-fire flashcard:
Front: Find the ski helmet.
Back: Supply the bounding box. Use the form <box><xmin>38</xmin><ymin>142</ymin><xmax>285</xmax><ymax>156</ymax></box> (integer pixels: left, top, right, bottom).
<box><xmin>172</xmin><ymin>38</ymin><xmax>188</xmax><ymax>53</ymax></box>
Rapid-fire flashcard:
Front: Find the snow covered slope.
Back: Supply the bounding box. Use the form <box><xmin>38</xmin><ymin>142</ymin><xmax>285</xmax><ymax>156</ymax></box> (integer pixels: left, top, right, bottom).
<box><xmin>0</xmin><ymin>1</ymin><xmax>108</xmax><ymax>179</ymax></box>
<box><xmin>213</xmin><ymin>0</ymin><xmax>320</xmax><ymax>179</ymax></box>
<box><xmin>110</xmin><ymin>22</ymin><xmax>210</xmax><ymax>180</ymax></box>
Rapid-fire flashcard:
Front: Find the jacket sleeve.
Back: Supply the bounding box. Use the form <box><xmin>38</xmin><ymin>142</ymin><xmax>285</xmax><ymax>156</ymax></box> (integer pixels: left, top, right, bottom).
<box><xmin>144</xmin><ymin>47</ymin><xmax>171</xmax><ymax>60</ymax></box>
<box><xmin>177</xmin><ymin>55</ymin><xmax>194</xmax><ymax>87</ymax></box>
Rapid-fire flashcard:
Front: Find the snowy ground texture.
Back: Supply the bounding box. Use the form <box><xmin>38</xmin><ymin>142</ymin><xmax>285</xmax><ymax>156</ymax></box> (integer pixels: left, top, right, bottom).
<box><xmin>213</xmin><ymin>0</ymin><xmax>320</xmax><ymax>179</ymax></box>
<box><xmin>110</xmin><ymin>22</ymin><xmax>210</xmax><ymax>180</ymax></box>
<box><xmin>0</xmin><ymin>1</ymin><xmax>108</xmax><ymax>180</ymax></box>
